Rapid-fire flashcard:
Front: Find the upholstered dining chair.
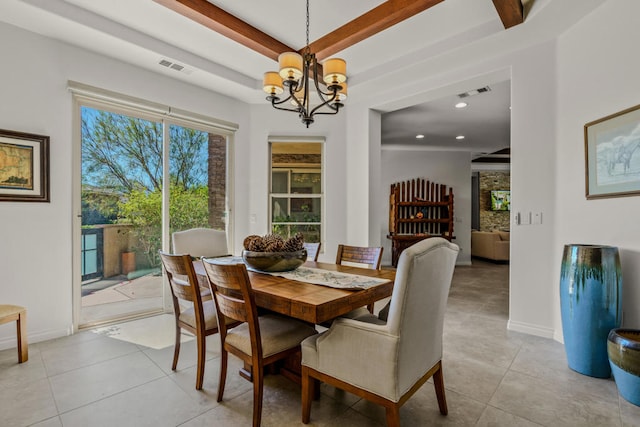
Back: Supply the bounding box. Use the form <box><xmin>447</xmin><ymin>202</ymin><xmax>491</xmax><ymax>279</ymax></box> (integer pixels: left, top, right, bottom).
<box><xmin>301</xmin><ymin>238</ymin><xmax>459</xmax><ymax>427</ymax></box>
<box><xmin>0</xmin><ymin>304</ymin><xmax>28</xmax><ymax>363</ymax></box>
<box><xmin>201</xmin><ymin>259</ymin><xmax>318</xmax><ymax>427</ymax></box>
<box><xmin>172</xmin><ymin>227</ymin><xmax>230</xmax><ymax>258</ymax></box>
<box><xmin>303</xmin><ymin>242</ymin><xmax>321</xmax><ymax>262</ymax></box>
<box><xmin>159</xmin><ymin>251</ymin><xmax>222</xmax><ymax>390</ymax></box>
<box><xmin>172</xmin><ymin>227</ymin><xmax>230</xmax><ymax>301</ymax></box>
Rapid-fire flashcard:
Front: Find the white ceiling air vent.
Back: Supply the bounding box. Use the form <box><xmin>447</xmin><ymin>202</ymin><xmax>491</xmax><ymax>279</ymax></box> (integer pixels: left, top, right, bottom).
<box><xmin>458</xmin><ymin>86</ymin><xmax>491</xmax><ymax>98</ymax></box>
<box><xmin>158</xmin><ymin>58</ymin><xmax>192</xmax><ymax>74</ymax></box>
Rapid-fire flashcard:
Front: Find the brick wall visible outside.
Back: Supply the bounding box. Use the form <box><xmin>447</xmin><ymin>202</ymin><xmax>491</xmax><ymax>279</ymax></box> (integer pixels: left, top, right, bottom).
<box><xmin>208</xmin><ymin>134</ymin><xmax>226</xmax><ymax>229</ymax></box>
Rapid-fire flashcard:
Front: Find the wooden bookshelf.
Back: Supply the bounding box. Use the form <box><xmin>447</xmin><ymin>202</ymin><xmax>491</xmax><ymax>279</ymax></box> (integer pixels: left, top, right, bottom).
<box><xmin>387</xmin><ymin>178</ymin><xmax>454</xmax><ymax>266</ymax></box>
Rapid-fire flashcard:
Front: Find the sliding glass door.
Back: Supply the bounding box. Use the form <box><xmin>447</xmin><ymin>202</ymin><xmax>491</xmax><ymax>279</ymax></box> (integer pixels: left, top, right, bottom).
<box><xmin>77</xmin><ymin>104</ymin><xmax>230</xmax><ymax>328</ymax></box>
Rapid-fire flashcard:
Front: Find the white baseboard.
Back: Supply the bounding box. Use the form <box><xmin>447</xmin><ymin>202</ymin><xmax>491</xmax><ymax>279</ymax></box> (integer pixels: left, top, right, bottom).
<box><xmin>0</xmin><ymin>327</ymin><xmax>71</xmax><ymax>351</ymax></box>
<box><xmin>508</xmin><ymin>319</ymin><xmax>555</xmax><ymax>339</ymax></box>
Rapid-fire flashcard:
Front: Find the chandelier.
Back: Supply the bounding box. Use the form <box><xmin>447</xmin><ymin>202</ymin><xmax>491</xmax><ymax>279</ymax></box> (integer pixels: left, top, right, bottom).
<box><xmin>262</xmin><ymin>0</ymin><xmax>347</xmax><ymax>128</ymax></box>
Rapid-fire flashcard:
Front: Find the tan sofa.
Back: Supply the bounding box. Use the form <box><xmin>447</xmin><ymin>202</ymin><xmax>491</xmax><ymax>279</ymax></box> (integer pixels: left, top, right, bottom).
<box><xmin>471</xmin><ymin>231</ymin><xmax>510</xmax><ymax>261</ymax></box>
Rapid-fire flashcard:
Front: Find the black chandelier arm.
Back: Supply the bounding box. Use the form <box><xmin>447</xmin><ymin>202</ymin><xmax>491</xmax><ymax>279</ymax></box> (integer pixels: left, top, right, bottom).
<box><xmin>269</xmin><ymin>99</ymin><xmax>303</xmax><ymax>113</ymax></box>
<box><xmin>311</xmin><ymin>104</ymin><xmax>342</xmax><ymax>116</ymax></box>
<box><xmin>308</xmin><ymin>91</ymin><xmax>341</xmax><ymax>117</ymax></box>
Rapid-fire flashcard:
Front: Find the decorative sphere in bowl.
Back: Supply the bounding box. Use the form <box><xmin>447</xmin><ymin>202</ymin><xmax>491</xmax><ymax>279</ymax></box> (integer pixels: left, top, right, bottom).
<box><xmin>242</xmin><ymin>249</ymin><xmax>307</xmax><ymax>272</ymax></box>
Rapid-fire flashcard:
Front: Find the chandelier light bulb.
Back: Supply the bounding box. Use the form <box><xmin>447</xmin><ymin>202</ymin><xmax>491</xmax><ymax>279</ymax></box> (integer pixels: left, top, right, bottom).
<box><xmin>323</xmin><ymin>58</ymin><xmax>347</xmax><ymax>85</ymax></box>
<box><xmin>290</xmin><ymin>86</ymin><xmax>305</xmax><ymax>106</ymax></box>
<box><xmin>335</xmin><ymin>82</ymin><xmax>347</xmax><ymax>102</ymax></box>
<box><xmin>278</xmin><ymin>52</ymin><xmax>303</xmax><ymax>81</ymax></box>
<box><xmin>262</xmin><ymin>72</ymin><xmax>284</xmax><ymax>95</ymax></box>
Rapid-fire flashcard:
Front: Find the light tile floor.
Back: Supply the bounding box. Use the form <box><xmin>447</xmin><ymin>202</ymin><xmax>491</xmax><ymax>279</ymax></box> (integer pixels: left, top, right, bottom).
<box><xmin>1</xmin><ymin>260</ymin><xmax>639</xmax><ymax>426</ymax></box>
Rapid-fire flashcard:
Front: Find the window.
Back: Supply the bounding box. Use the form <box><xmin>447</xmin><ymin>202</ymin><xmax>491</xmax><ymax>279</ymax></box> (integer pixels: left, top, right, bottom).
<box><xmin>270</xmin><ymin>141</ymin><xmax>323</xmax><ymax>244</ymax></box>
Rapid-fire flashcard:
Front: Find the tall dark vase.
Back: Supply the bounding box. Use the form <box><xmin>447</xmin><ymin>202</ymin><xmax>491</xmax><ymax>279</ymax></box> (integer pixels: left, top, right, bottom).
<box><xmin>560</xmin><ymin>244</ymin><xmax>622</xmax><ymax>378</ymax></box>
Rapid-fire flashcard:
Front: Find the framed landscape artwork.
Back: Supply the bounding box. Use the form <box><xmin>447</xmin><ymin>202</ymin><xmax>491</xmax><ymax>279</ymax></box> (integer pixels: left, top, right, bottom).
<box><xmin>585</xmin><ymin>104</ymin><xmax>640</xmax><ymax>199</ymax></box>
<box><xmin>0</xmin><ymin>129</ymin><xmax>50</xmax><ymax>202</ymax></box>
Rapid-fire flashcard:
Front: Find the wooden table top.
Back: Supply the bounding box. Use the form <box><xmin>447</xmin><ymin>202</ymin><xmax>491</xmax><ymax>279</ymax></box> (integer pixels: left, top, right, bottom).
<box><xmin>194</xmin><ymin>260</ymin><xmax>395</xmax><ymax>324</ymax></box>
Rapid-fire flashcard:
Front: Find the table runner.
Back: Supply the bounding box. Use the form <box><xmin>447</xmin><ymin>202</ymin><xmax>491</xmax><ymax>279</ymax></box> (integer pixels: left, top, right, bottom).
<box><xmin>267</xmin><ymin>267</ymin><xmax>388</xmax><ymax>290</ymax></box>
<box><xmin>205</xmin><ymin>257</ymin><xmax>388</xmax><ymax>290</ymax></box>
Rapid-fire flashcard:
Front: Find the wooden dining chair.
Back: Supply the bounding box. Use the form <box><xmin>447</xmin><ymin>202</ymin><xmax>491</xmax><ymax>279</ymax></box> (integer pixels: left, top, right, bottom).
<box><xmin>0</xmin><ymin>304</ymin><xmax>28</xmax><ymax>363</ymax></box>
<box><xmin>303</xmin><ymin>242</ymin><xmax>321</xmax><ymax>262</ymax></box>
<box><xmin>336</xmin><ymin>244</ymin><xmax>383</xmax><ymax>312</ymax></box>
<box><xmin>335</xmin><ymin>244</ymin><xmax>383</xmax><ymax>269</ymax></box>
<box><xmin>301</xmin><ymin>238</ymin><xmax>460</xmax><ymax>427</ymax></box>
<box><xmin>201</xmin><ymin>259</ymin><xmax>317</xmax><ymax>427</ymax></box>
<box><xmin>159</xmin><ymin>251</ymin><xmax>221</xmax><ymax>390</ymax></box>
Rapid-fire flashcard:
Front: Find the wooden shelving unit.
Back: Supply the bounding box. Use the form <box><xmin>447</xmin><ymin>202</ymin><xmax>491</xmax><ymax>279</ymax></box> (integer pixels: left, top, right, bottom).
<box><xmin>387</xmin><ymin>178</ymin><xmax>454</xmax><ymax>267</ymax></box>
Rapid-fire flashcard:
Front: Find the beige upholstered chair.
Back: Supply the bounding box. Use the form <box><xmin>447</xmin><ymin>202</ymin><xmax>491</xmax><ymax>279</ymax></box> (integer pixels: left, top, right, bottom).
<box><xmin>172</xmin><ymin>228</ymin><xmax>230</xmax><ymax>258</ymax></box>
<box><xmin>301</xmin><ymin>238</ymin><xmax>459</xmax><ymax>427</ymax></box>
<box><xmin>159</xmin><ymin>251</ymin><xmax>222</xmax><ymax>390</ymax></box>
<box><xmin>201</xmin><ymin>259</ymin><xmax>317</xmax><ymax>427</ymax></box>
<box><xmin>303</xmin><ymin>242</ymin><xmax>321</xmax><ymax>262</ymax></box>
<box><xmin>0</xmin><ymin>305</ymin><xmax>28</xmax><ymax>363</ymax></box>
<box><xmin>172</xmin><ymin>227</ymin><xmax>230</xmax><ymax>301</ymax></box>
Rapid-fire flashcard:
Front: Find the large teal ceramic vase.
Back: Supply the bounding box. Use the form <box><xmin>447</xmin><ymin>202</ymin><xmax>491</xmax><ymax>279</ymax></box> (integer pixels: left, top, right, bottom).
<box><xmin>560</xmin><ymin>244</ymin><xmax>622</xmax><ymax>378</ymax></box>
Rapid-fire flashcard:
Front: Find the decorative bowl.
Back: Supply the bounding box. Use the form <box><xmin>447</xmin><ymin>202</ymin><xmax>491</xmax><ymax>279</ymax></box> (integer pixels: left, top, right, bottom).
<box><xmin>242</xmin><ymin>249</ymin><xmax>307</xmax><ymax>272</ymax></box>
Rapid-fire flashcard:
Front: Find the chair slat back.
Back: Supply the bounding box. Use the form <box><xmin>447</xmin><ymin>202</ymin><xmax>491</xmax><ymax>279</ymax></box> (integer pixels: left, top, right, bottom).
<box><xmin>303</xmin><ymin>242</ymin><xmax>321</xmax><ymax>262</ymax></box>
<box><xmin>201</xmin><ymin>260</ymin><xmax>258</xmax><ymax>329</ymax></box>
<box><xmin>159</xmin><ymin>251</ymin><xmax>201</xmax><ymax>304</ymax></box>
<box><xmin>336</xmin><ymin>244</ymin><xmax>383</xmax><ymax>269</ymax></box>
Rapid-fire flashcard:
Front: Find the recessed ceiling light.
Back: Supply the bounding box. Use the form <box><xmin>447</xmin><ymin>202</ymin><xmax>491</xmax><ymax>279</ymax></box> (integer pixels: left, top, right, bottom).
<box><xmin>416</xmin><ymin>134</ymin><xmax>425</xmax><ymax>139</ymax></box>
<box><xmin>456</xmin><ymin>135</ymin><xmax>465</xmax><ymax>140</ymax></box>
<box><xmin>455</xmin><ymin>102</ymin><xmax>468</xmax><ymax>109</ymax></box>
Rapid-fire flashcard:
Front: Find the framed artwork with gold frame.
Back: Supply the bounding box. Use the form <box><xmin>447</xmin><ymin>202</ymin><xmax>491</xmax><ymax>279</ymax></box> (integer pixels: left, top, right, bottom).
<box><xmin>0</xmin><ymin>129</ymin><xmax>50</xmax><ymax>202</ymax></box>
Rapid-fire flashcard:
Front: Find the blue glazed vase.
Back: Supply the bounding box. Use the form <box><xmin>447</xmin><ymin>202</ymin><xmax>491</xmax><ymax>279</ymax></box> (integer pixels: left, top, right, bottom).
<box><xmin>560</xmin><ymin>244</ymin><xmax>622</xmax><ymax>378</ymax></box>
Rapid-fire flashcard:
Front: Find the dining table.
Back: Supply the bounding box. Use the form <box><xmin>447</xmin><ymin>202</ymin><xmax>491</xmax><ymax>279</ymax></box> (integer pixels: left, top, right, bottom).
<box><xmin>193</xmin><ymin>258</ymin><xmax>396</xmax><ymax>384</ymax></box>
<box><xmin>193</xmin><ymin>259</ymin><xmax>396</xmax><ymax>324</ymax></box>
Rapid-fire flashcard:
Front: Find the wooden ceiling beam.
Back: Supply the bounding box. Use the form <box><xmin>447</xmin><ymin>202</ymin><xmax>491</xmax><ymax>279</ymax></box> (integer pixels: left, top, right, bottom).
<box><xmin>307</xmin><ymin>0</ymin><xmax>444</xmax><ymax>60</ymax></box>
<box><xmin>155</xmin><ymin>0</ymin><xmax>446</xmax><ymax>63</ymax></box>
<box><xmin>492</xmin><ymin>0</ymin><xmax>524</xmax><ymax>29</ymax></box>
<box><xmin>153</xmin><ymin>0</ymin><xmax>294</xmax><ymax>61</ymax></box>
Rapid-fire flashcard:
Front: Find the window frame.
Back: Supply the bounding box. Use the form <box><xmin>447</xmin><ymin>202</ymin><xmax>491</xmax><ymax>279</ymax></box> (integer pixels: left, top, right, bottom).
<box><xmin>268</xmin><ymin>138</ymin><xmax>325</xmax><ymax>247</ymax></box>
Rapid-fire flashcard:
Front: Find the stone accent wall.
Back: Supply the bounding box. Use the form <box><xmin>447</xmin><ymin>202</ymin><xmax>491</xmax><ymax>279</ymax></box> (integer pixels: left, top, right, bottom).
<box><xmin>208</xmin><ymin>134</ymin><xmax>226</xmax><ymax>230</ymax></box>
<box><xmin>479</xmin><ymin>171</ymin><xmax>510</xmax><ymax>231</ymax></box>
<box><xmin>272</xmin><ymin>153</ymin><xmax>321</xmax><ymax>164</ymax></box>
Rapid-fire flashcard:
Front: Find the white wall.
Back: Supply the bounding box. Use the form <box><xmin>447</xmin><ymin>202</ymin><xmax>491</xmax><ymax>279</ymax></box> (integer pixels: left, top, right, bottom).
<box><xmin>0</xmin><ymin>22</ymin><xmax>250</xmax><ymax>348</ymax></box>
<box><xmin>379</xmin><ymin>149</ymin><xmax>472</xmax><ymax>266</ymax></box>
<box><xmin>555</xmin><ymin>0</ymin><xmax>640</xmax><ymax>333</ymax></box>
